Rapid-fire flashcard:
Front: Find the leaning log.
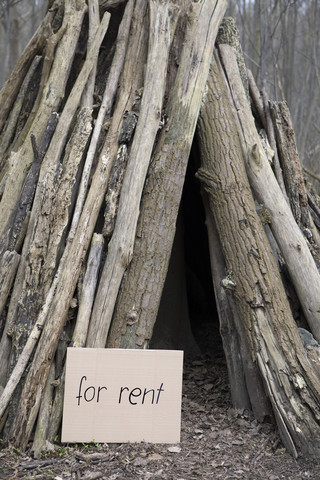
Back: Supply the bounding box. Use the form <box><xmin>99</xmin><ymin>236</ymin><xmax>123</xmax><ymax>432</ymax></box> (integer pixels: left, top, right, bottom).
<box><xmin>218</xmin><ymin>42</ymin><xmax>320</xmax><ymax>345</ymax></box>
<box><xmin>201</xmin><ymin>193</ymin><xmax>251</xmax><ymax>411</ymax></box>
<box><xmin>0</xmin><ymin>0</ymin><xmax>88</xmax><ymax>236</ymax></box>
<box><xmin>86</xmin><ymin>0</ymin><xmax>177</xmax><ymax>347</ymax></box>
<box><xmin>196</xmin><ymin>42</ymin><xmax>320</xmax><ymax>458</ymax></box>
<box><xmin>107</xmin><ymin>0</ymin><xmax>227</xmax><ymax>349</ymax></box>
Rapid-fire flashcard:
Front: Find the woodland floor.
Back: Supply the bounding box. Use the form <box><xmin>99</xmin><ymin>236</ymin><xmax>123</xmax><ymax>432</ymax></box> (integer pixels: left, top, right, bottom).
<box><xmin>1</xmin><ymin>323</ymin><xmax>320</xmax><ymax>479</ymax></box>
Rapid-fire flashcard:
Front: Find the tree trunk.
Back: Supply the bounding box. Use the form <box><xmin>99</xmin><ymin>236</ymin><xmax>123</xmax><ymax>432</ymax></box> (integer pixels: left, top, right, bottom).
<box><xmin>201</xmin><ymin>192</ymin><xmax>251</xmax><ymax>411</ymax></box>
<box><xmin>218</xmin><ymin>42</ymin><xmax>320</xmax><ymax>345</ymax></box>
<box><xmin>196</xmin><ymin>44</ymin><xmax>320</xmax><ymax>458</ymax></box>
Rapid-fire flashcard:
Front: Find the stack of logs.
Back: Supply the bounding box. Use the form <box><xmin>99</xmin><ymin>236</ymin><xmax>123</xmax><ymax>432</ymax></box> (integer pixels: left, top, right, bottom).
<box><xmin>0</xmin><ymin>0</ymin><xmax>320</xmax><ymax>459</ymax></box>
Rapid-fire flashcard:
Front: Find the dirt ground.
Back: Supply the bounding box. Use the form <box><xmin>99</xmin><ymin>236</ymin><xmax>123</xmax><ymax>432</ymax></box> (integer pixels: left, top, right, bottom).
<box><xmin>1</xmin><ymin>327</ymin><xmax>320</xmax><ymax>480</ymax></box>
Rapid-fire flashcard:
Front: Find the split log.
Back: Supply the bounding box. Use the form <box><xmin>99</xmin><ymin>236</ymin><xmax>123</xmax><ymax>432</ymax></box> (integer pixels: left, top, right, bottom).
<box><xmin>247</xmin><ymin>68</ymin><xmax>287</xmax><ymax>199</ymax></box>
<box><xmin>72</xmin><ymin>233</ymin><xmax>104</xmax><ymax>348</ymax></box>
<box><xmin>31</xmin><ymin>362</ymin><xmax>55</xmax><ymax>459</ymax></box>
<box><xmin>0</xmin><ymin>251</ymin><xmax>20</xmax><ymax>392</ymax></box>
<box><xmin>261</xmin><ymin>87</ymin><xmax>287</xmax><ymax>197</ymax></box>
<box><xmin>82</xmin><ymin>0</ymin><xmax>100</xmax><ymax>109</ymax></box>
<box><xmin>103</xmin><ymin>143</ymin><xmax>130</xmax><ymax>239</ymax></box>
<box><xmin>0</xmin><ymin>252</ymin><xmax>20</xmax><ymax>321</ymax></box>
<box><xmin>269</xmin><ymin>101</ymin><xmax>309</xmax><ymax>229</ymax></box>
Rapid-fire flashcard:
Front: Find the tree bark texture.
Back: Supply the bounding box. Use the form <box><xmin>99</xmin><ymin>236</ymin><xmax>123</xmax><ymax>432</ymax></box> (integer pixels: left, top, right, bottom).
<box><xmin>201</xmin><ymin>192</ymin><xmax>251</xmax><ymax>411</ymax></box>
<box><xmin>269</xmin><ymin>101</ymin><xmax>309</xmax><ymax>229</ymax></box>
<box><xmin>107</xmin><ymin>0</ymin><xmax>227</xmax><ymax>349</ymax></box>
<box><xmin>0</xmin><ymin>0</ymin><xmax>88</xmax><ymax>237</ymax></box>
<box><xmin>87</xmin><ymin>0</ymin><xmax>178</xmax><ymax>347</ymax></box>
<box><xmin>218</xmin><ymin>43</ymin><xmax>320</xmax><ymax>345</ymax></box>
<box><xmin>196</xmin><ymin>49</ymin><xmax>320</xmax><ymax>458</ymax></box>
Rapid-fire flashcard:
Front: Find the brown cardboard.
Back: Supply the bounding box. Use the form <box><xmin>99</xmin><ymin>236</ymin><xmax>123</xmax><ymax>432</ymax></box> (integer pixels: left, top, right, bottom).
<box><xmin>61</xmin><ymin>348</ymin><xmax>183</xmax><ymax>444</ymax></box>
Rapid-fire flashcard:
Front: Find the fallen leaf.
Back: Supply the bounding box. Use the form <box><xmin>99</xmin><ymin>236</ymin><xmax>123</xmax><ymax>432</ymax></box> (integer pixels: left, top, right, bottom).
<box><xmin>204</xmin><ymin>383</ymin><xmax>214</xmax><ymax>391</ymax></box>
<box><xmin>148</xmin><ymin>453</ymin><xmax>163</xmax><ymax>461</ymax></box>
<box><xmin>232</xmin><ymin>439</ymin><xmax>244</xmax><ymax>445</ymax></box>
<box><xmin>167</xmin><ymin>446</ymin><xmax>181</xmax><ymax>453</ymax></box>
<box><xmin>133</xmin><ymin>456</ymin><xmax>148</xmax><ymax>466</ymax></box>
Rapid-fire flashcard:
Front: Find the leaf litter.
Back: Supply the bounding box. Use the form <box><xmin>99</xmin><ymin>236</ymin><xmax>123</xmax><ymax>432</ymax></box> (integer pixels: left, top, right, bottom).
<box><xmin>1</xmin><ymin>333</ymin><xmax>320</xmax><ymax>479</ymax></box>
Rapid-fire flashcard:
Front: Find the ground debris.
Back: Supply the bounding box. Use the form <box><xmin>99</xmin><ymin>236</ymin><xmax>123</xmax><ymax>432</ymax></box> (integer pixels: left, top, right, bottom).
<box><xmin>1</xmin><ymin>352</ymin><xmax>320</xmax><ymax>479</ymax></box>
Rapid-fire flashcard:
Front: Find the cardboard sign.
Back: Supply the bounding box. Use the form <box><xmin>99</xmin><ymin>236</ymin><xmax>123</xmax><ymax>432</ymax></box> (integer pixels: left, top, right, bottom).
<box><xmin>61</xmin><ymin>348</ymin><xmax>183</xmax><ymax>444</ymax></box>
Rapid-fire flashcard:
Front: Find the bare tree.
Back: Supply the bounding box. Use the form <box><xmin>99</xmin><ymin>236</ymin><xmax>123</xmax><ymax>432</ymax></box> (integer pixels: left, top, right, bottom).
<box><xmin>227</xmin><ymin>0</ymin><xmax>320</xmax><ymax>191</ymax></box>
<box><xmin>0</xmin><ymin>0</ymin><xmax>47</xmax><ymax>87</ymax></box>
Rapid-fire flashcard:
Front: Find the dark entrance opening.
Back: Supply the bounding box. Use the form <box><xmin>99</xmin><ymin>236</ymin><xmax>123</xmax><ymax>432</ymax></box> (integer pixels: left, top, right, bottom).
<box><xmin>150</xmin><ymin>140</ymin><xmax>221</xmax><ymax>358</ymax></box>
<box><xmin>182</xmin><ymin>140</ymin><xmax>221</xmax><ymax>356</ymax></box>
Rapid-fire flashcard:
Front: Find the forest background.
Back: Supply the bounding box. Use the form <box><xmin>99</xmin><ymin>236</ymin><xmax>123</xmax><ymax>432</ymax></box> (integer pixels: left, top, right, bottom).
<box><xmin>3</xmin><ymin>0</ymin><xmax>318</xmax><ymax>190</ymax></box>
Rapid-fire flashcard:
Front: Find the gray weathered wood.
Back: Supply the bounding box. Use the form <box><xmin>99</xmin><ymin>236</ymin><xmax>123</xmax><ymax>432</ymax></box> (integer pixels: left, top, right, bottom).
<box><xmin>4</xmin><ymin>0</ymin><xmax>143</xmax><ymax>448</ymax></box>
<box><xmin>87</xmin><ymin>0</ymin><xmax>178</xmax><ymax>347</ymax></box>
<box><xmin>0</xmin><ymin>0</ymin><xmax>88</xmax><ymax>237</ymax></box>
<box><xmin>73</xmin><ymin>233</ymin><xmax>104</xmax><ymax>347</ymax></box>
<box><xmin>215</xmin><ymin>43</ymin><xmax>320</xmax><ymax>458</ymax></box>
<box><xmin>0</xmin><ymin>251</ymin><xmax>20</xmax><ymax>391</ymax></box>
<box><xmin>219</xmin><ymin>43</ymin><xmax>320</xmax><ymax>345</ymax></box>
<box><xmin>201</xmin><ymin>193</ymin><xmax>251</xmax><ymax>411</ymax></box>
<box><xmin>0</xmin><ymin>1</ymin><xmax>58</xmax><ymax>134</ymax></box>
<box><xmin>107</xmin><ymin>0</ymin><xmax>227</xmax><ymax>349</ymax></box>
<box><xmin>69</xmin><ymin>0</ymin><xmax>135</xmax><ymax>238</ymax></box>
<box><xmin>270</xmin><ymin>101</ymin><xmax>309</xmax><ymax>228</ymax></box>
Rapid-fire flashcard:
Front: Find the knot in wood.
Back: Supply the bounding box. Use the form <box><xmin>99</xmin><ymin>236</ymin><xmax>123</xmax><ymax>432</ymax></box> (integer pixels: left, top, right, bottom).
<box><xmin>119</xmin><ymin>111</ymin><xmax>138</xmax><ymax>145</ymax></box>
<box><xmin>127</xmin><ymin>310</ymin><xmax>138</xmax><ymax>326</ymax></box>
<box><xmin>250</xmin><ymin>297</ymin><xmax>264</xmax><ymax>308</ymax></box>
<box><xmin>249</xmin><ymin>144</ymin><xmax>262</xmax><ymax>167</ymax></box>
<box><xmin>257</xmin><ymin>204</ymin><xmax>272</xmax><ymax>225</ymax></box>
<box><xmin>195</xmin><ymin>168</ymin><xmax>220</xmax><ymax>191</ymax></box>
<box><xmin>221</xmin><ymin>272</ymin><xmax>236</xmax><ymax>291</ymax></box>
